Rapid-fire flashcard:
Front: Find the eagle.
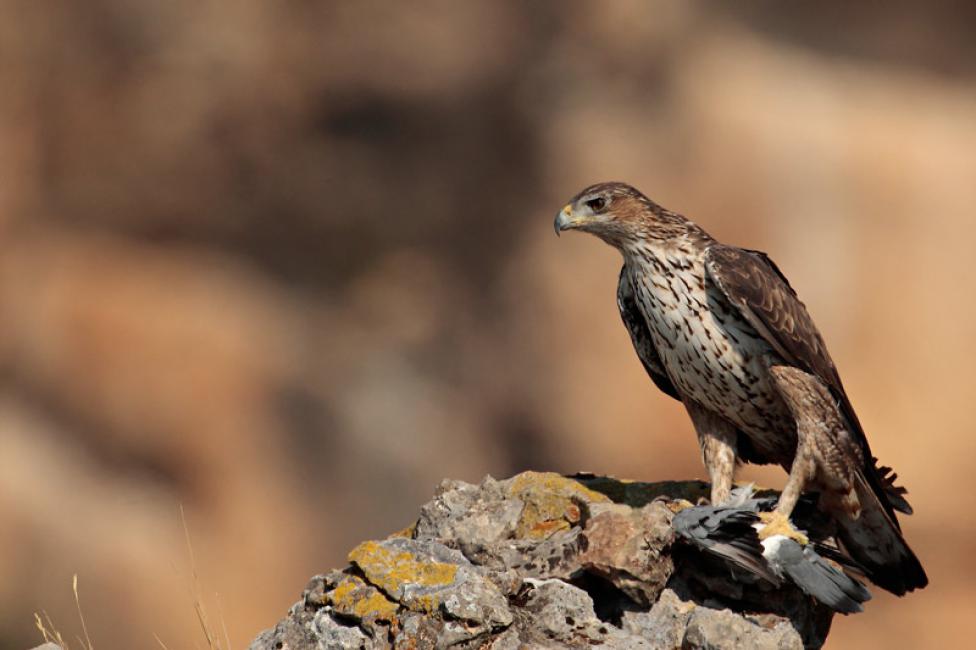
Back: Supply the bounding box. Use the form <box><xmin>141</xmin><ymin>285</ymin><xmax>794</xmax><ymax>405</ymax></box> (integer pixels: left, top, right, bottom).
<box><xmin>554</xmin><ymin>181</ymin><xmax>927</xmax><ymax>596</ymax></box>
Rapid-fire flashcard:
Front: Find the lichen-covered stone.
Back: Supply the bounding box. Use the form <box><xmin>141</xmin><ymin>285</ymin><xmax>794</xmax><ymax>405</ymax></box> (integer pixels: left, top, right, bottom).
<box><xmin>327</xmin><ymin>574</ymin><xmax>399</xmax><ymax>625</ymax></box>
<box><xmin>250</xmin><ymin>472</ymin><xmax>835</xmax><ymax>650</ymax></box>
<box><xmin>348</xmin><ymin>538</ymin><xmax>461</xmax><ymax>609</ymax></box>
<box><xmin>347</xmin><ymin>536</ymin><xmax>512</xmax><ymax>644</ymax></box>
<box><xmin>507</xmin><ymin>471</ymin><xmax>610</xmax><ymax>540</ymax></box>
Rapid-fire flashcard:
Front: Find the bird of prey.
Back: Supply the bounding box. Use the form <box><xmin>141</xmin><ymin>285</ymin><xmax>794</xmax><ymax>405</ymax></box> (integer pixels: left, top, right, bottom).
<box><xmin>672</xmin><ymin>487</ymin><xmax>872</xmax><ymax>614</ymax></box>
<box><xmin>554</xmin><ymin>182</ymin><xmax>927</xmax><ymax>596</ymax></box>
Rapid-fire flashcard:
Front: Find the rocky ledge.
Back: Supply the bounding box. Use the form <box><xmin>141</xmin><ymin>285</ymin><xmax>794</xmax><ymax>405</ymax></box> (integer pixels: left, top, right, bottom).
<box><xmin>249</xmin><ymin>472</ymin><xmax>836</xmax><ymax>649</ymax></box>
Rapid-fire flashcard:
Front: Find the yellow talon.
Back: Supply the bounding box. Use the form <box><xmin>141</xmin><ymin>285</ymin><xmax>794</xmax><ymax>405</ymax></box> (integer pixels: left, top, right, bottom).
<box><xmin>758</xmin><ymin>511</ymin><xmax>809</xmax><ymax>546</ymax></box>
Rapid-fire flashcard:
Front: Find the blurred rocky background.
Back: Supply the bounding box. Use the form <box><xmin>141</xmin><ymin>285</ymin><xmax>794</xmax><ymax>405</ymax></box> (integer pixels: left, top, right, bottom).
<box><xmin>1</xmin><ymin>1</ymin><xmax>973</xmax><ymax>648</ymax></box>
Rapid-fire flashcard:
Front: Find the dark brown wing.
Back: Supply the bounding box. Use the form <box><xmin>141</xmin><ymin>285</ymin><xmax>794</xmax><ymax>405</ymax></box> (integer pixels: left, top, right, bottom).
<box><xmin>703</xmin><ymin>245</ymin><xmax>911</xmax><ymax>519</ymax></box>
<box><xmin>617</xmin><ymin>267</ymin><xmax>680</xmax><ymax>401</ymax></box>
<box><xmin>705</xmin><ymin>246</ymin><xmax>838</xmax><ymax>385</ymax></box>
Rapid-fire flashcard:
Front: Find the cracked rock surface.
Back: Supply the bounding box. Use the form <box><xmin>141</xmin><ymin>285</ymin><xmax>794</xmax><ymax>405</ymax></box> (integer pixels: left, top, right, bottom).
<box><xmin>249</xmin><ymin>472</ymin><xmax>834</xmax><ymax>649</ymax></box>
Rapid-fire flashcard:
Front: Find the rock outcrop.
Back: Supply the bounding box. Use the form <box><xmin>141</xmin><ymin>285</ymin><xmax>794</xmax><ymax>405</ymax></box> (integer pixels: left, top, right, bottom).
<box><xmin>249</xmin><ymin>472</ymin><xmax>835</xmax><ymax>649</ymax></box>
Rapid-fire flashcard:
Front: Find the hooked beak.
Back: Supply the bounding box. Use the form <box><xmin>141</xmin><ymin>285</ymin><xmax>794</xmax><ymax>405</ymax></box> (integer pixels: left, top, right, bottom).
<box><xmin>554</xmin><ymin>203</ymin><xmax>578</xmax><ymax>236</ymax></box>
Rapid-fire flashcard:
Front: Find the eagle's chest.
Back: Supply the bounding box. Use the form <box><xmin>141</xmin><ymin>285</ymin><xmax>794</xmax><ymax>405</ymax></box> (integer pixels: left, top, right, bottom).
<box><xmin>628</xmin><ymin>258</ymin><xmax>788</xmax><ymax>440</ymax></box>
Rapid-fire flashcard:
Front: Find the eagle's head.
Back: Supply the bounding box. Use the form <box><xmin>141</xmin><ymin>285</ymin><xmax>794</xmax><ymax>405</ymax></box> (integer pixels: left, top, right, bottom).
<box><xmin>554</xmin><ymin>181</ymin><xmax>692</xmax><ymax>248</ymax></box>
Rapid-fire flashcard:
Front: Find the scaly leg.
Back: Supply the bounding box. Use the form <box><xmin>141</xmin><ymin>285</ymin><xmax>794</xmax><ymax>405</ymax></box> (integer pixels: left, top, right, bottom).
<box><xmin>684</xmin><ymin>400</ymin><xmax>738</xmax><ymax>506</ymax></box>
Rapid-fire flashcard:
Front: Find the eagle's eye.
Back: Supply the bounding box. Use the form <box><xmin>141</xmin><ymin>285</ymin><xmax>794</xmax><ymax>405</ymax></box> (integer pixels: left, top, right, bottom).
<box><xmin>586</xmin><ymin>196</ymin><xmax>607</xmax><ymax>213</ymax></box>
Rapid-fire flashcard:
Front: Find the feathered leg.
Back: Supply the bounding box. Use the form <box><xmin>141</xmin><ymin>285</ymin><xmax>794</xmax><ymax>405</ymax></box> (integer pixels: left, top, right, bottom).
<box><xmin>768</xmin><ymin>364</ymin><xmax>861</xmax><ymax>519</ymax></box>
<box><xmin>684</xmin><ymin>400</ymin><xmax>737</xmax><ymax>506</ymax></box>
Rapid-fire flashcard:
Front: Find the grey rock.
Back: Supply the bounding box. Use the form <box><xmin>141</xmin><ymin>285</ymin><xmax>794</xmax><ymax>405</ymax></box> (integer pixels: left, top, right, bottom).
<box><xmin>392</xmin><ymin>613</ymin><xmax>443</xmax><ymax>649</ymax></box>
<box><xmin>249</xmin><ymin>607</ymin><xmax>319</xmax><ymax>650</ymax></box>
<box><xmin>311</xmin><ymin>610</ymin><xmax>375</xmax><ymax>650</ymax></box>
<box><xmin>250</xmin><ymin>472</ymin><xmax>837</xmax><ymax>650</ymax></box>
<box><xmin>520</xmin><ymin>577</ymin><xmax>606</xmax><ymax>644</ymax></box>
<box><xmin>415</xmin><ymin>477</ymin><xmax>522</xmax><ymax>549</ymax></box>
<box><xmin>482</xmin><ymin>626</ymin><xmax>523</xmax><ymax>650</ymax></box>
<box><xmin>682</xmin><ymin>605</ymin><xmax>802</xmax><ymax>650</ymax></box>
<box><xmin>461</xmin><ymin>527</ymin><xmax>587</xmax><ymax>581</ymax></box>
<box><xmin>580</xmin><ymin>502</ymin><xmax>675</xmax><ymax>606</ymax></box>
<box><xmin>622</xmin><ymin>588</ymin><xmax>694</xmax><ymax>649</ymax></box>
<box><xmin>515</xmin><ymin>578</ymin><xmax>654</xmax><ymax>649</ymax></box>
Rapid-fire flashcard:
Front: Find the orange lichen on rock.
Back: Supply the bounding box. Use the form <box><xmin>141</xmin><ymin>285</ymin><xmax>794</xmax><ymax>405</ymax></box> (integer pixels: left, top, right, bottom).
<box><xmin>507</xmin><ymin>471</ymin><xmax>609</xmax><ymax>540</ymax></box>
<box><xmin>348</xmin><ymin>541</ymin><xmax>459</xmax><ymax>610</ymax></box>
<box><xmin>327</xmin><ymin>574</ymin><xmax>399</xmax><ymax>622</ymax></box>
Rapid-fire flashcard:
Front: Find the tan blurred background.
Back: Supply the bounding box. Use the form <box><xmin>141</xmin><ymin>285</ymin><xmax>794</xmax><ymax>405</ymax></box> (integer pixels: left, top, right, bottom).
<box><xmin>1</xmin><ymin>1</ymin><xmax>974</xmax><ymax>648</ymax></box>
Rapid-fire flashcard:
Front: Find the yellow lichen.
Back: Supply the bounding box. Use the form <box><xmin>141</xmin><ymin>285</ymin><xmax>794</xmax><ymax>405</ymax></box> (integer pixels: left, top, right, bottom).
<box><xmin>508</xmin><ymin>472</ymin><xmax>610</xmax><ymax>540</ymax></box>
<box><xmin>354</xmin><ymin>591</ymin><xmax>399</xmax><ymax>620</ymax></box>
<box><xmin>410</xmin><ymin>593</ymin><xmax>439</xmax><ymax>614</ymax></box>
<box><xmin>330</xmin><ymin>578</ymin><xmax>359</xmax><ymax>603</ymax></box>
<box><xmin>508</xmin><ymin>471</ymin><xmax>611</xmax><ymax>504</ymax></box>
<box><xmin>328</xmin><ymin>575</ymin><xmax>399</xmax><ymax>622</ymax></box>
<box><xmin>347</xmin><ymin>540</ymin><xmax>459</xmax><ymax>613</ymax></box>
